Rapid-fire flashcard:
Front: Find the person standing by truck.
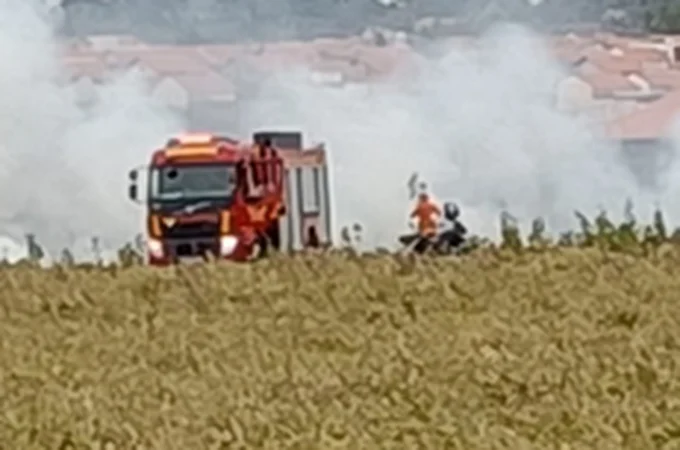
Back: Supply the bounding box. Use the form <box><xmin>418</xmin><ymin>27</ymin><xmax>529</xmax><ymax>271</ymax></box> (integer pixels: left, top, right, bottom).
<box><xmin>250</xmin><ymin>137</ymin><xmax>281</xmax><ymax>192</ymax></box>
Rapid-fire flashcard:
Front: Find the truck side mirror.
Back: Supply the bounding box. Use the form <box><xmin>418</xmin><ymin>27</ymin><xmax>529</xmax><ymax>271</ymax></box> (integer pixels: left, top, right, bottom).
<box><xmin>128</xmin><ymin>183</ymin><xmax>138</xmax><ymax>202</ymax></box>
<box><xmin>128</xmin><ymin>169</ymin><xmax>138</xmax><ymax>181</ymax></box>
<box><xmin>235</xmin><ymin>160</ymin><xmax>248</xmax><ymax>195</ymax></box>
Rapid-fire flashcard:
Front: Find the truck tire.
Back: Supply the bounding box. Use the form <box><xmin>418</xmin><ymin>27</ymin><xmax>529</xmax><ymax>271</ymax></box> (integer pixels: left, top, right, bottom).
<box><xmin>248</xmin><ymin>233</ymin><xmax>269</xmax><ymax>260</ymax></box>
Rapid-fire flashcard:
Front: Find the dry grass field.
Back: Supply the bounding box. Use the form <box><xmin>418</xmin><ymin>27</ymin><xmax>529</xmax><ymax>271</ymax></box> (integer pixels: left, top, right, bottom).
<box><xmin>2</xmin><ymin>213</ymin><xmax>680</xmax><ymax>449</ymax></box>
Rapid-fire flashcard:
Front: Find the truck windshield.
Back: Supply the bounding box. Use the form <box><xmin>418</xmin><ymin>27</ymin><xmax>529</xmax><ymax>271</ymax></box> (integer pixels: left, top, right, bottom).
<box><xmin>150</xmin><ymin>164</ymin><xmax>237</xmax><ymax>200</ymax></box>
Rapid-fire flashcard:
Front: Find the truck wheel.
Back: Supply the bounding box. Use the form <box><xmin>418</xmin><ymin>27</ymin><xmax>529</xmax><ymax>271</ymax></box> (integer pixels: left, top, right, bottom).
<box><xmin>248</xmin><ymin>234</ymin><xmax>269</xmax><ymax>260</ymax></box>
<box><xmin>306</xmin><ymin>226</ymin><xmax>320</xmax><ymax>248</ymax></box>
<box><xmin>412</xmin><ymin>237</ymin><xmax>430</xmax><ymax>254</ymax></box>
<box><xmin>435</xmin><ymin>239</ymin><xmax>451</xmax><ymax>255</ymax></box>
<box><xmin>257</xmin><ymin>233</ymin><xmax>270</xmax><ymax>257</ymax></box>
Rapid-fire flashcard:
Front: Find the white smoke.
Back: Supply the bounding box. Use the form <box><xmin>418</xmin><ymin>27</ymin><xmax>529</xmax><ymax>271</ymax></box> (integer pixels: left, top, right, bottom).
<box><xmin>238</xmin><ymin>24</ymin><xmax>679</xmax><ymax>247</ymax></box>
<box><xmin>0</xmin><ymin>0</ymin><xmax>182</xmax><ymax>262</ymax></box>
<box><xmin>0</xmin><ymin>0</ymin><xmax>677</xmax><ymax>258</ymax></box>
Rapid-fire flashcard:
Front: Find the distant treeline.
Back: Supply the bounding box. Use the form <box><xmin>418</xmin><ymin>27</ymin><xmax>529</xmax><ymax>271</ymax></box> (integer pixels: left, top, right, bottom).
<box><xmin>56</xmin><ymin>0</ymin><xmax>680</xmax><ymax>44</ymax></box>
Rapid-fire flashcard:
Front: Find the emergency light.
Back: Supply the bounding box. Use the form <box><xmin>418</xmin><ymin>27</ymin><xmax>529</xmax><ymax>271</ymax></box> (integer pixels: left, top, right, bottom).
<box><xmin>173</xmin><ymin>133</ymin><xmax>215</xmax><ymax>145</ymax></box>
<box><xmin>164</xmin><ymin>133</ymin><xmax>219</xmax><ymax>159</ymax></box>
<box><xmin>164</xmin><ymin>145</ymin><xmax>218</xmax><ymax>159</ymax></box>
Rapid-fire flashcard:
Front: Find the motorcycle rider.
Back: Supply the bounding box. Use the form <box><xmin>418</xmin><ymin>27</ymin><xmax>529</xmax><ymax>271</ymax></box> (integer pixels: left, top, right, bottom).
<box><xmin>410</xmin><ymin>192</ymin><xmax>442</xmax><ymax>241</ymax></box>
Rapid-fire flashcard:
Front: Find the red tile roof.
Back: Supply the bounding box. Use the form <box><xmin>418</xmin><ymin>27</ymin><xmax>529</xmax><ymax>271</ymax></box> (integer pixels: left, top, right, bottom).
<box><xmin>551</xmin><ymin>38</ymin><xmax>669</xmax><ymax>75</ymax></box>
<box><xmin>577</xmin><ymin>70</ymin><xmax>640</xmax><ymax>97</ymax></box>
<box><xmin>305</xmin><ymin>44</ymin><xmax>411</xmax><ymax>82</ymax></box>
<box><xmin>549</xmin><ymin>37</ymin><xmax>593</xmax><ymax>65</ymax></box>
<box><xmin>54</xmin><ymin>33</ymin><xmax>680</xmax><ymax>122</ymax></box>
<box><xmin>61</xmin><ymin>54</ymin><xmax>108</xmax><ymax>80</ymax></box>
<box><xmin>348</xmin><ymin>45</ymin><xmax>415</xmax><ymax>80</ymax></box>
<box><xmin>237</xmin><ymin>42</ymin><xmax>317</xmax><ymax>71</ymax></box>
<box><xmin>604</xmin><ymin>90</ymin><xmax>680</xmax><ymax>139</ymax></box>
<box><xmin>580</xmin><ymin>46</ymin><xmax>643</xmax><ymax>73</ymax></box>
<box><xmin>169</xmin><ymin>71</ymin><xmax>236</xmax><ymax>100</ymax></box>
<box><xmin>624</xmin><ymin>47</ymin><xmax>668</xmax><ymax>64</ymax></box>
<box><xmin>641</xmin><ymin>66</ymin><xmax>680</xmax><ymax>90</ymax></box>
<box><xmin>196</xmin><ymin>44</ymin><xmax>246</xmax><ymax>67</ymax></box>
<box><xmin>103</xmin><ymin>46</ymin><xmax>213</xmax><ymax>75</ymax></box>
<box><xmin>199</xmin><ymin>39</ymin><xmax>417</xmax><ymax>82</ymax></box>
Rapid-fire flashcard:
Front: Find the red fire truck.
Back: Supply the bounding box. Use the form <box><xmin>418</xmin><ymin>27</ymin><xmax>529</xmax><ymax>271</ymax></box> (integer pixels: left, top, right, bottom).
<box><xmin>127</xmin><ymin>131</ymin><xmax>332</xmax><ymax>265</ymax></box>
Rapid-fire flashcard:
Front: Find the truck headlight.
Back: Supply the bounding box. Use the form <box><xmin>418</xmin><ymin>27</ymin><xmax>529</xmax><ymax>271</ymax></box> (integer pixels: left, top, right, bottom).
<box><xmin>147</xmin><ymin>238</ymin><xmax>164</xmax><ymax>258</ymax></box>
<box><xmin>219</xmin><ymin>235</ymin><xmax>238</xmax><ymax>255</ymax></box>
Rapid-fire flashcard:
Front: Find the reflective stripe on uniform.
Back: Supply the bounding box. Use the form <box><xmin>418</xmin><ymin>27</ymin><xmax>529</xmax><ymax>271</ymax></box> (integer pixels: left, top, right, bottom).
<box><xmin>248</xmin><ymin>204</ymin><xmax>267</xmax><ymax>223</ymax></box>
<box><xmin>267</xmin><ymin>201</ymin><xmax>282</xmax><ymax>220</ymax></box>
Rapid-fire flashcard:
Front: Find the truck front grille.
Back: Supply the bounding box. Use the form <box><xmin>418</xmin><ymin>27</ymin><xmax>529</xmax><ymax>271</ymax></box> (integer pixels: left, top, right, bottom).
<box><xmin>167</xmin><ymin>238</ymin><xmax>218</xmax><ymax>259</ymax></box>
<box><xmin>163</xmin><ymin>221</ymin><xmax>219</xmax><ymax>239</ymax></box>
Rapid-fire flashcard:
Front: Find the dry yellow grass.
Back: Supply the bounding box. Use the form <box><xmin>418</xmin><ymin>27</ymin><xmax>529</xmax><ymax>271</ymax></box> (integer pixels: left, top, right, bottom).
<box><xmin>0</xmin><ymin>246</ymin><xmax>680</xmax><ymax>450</ymax></box>
<box><xmin>2</xmin><ymin>240</ymin><xmax>680</xmax><ymax>449</ymax></box>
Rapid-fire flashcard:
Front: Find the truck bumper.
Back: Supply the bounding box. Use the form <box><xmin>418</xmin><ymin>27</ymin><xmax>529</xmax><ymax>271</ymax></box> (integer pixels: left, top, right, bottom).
<box><xmin>146</xmin><ymin>235</ymin><xmax>252</xmax><ymax>266</ymax></box>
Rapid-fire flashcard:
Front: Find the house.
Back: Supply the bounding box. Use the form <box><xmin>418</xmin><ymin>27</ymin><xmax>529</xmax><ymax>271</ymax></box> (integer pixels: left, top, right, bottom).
<box><xmin>55</xmin><ymin>31</ymin><xmax>680</xmax><ymax>157</ymax></box>
<box><xmin>60</xmin><ymin>43</ymin><xmax>239</xmax><ymax>128</ymax></box>
<box><xmin>603</xmin><ymin>90</ymin><xmax>680</xmax><ymax>188</ymax></box>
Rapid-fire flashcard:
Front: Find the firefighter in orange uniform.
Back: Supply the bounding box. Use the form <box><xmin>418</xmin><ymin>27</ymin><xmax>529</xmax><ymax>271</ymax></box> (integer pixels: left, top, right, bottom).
<box><xmin>250</xmin><ymin>137</ymin><xmax>272</xmax><ymax>187</ymax></box>
<box><xmin>410</xmin><ymin>192</ymin><xmax>441</xmax><ymax>239</ymax></box>
<box><xmin>261</xmin><ymin>138</ymin><xmax>282</xmax><ymax>193</ymax></box>
<box><xmin>247</xmin><ymin>138</ymin><xmax>263</xmax><ymax>197</ymax></box>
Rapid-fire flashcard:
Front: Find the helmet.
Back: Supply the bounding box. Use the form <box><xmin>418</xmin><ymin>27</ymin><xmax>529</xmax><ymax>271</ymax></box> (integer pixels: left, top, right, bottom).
<box><xmin>443</xmin><ymin>202</ymin><xmax>460</xmax><ymax>221</ymax></box>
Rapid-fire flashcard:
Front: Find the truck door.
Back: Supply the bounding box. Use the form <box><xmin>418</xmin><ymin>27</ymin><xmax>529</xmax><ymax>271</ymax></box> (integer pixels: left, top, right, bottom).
<box><xmin>279</xmin><ymin>164</ymin><xmax>332</xmax><ymax>251</ymax></box>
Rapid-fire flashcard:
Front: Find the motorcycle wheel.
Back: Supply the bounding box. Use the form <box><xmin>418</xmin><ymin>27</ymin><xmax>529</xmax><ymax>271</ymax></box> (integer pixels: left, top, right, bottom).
<box><xmin>412</xmin><ymin>236</ymin><xmax>431</xmax><ymax>254</ymax></box>
<box><xmin>434</xmin><ymin>239</ymin><xmax>452</xmax><ymax>255</ymax></box>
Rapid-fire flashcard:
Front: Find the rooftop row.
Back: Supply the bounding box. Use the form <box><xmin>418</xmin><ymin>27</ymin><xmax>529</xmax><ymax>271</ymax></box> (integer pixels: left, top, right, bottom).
<box><xmin>58</xmin><ymin>32</ymin><xmax>680</xmax><ymax>141</ymax></box>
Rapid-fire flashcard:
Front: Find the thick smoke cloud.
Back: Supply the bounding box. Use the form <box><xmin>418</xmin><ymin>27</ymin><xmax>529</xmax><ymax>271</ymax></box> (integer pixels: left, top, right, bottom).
<box><xmin>238</xmin><ymin>25</ymin><xmax>679</xmax><ymax>247</ymax></box>
<box><xmin>2</xmin><ymin>1</ymin><xmax>679</xmax><ymax>259</ymax></box>
<box><xmin>0</xmin><ymin>0</ymin><xmax>182</xmax><ymax>261</ymax></box>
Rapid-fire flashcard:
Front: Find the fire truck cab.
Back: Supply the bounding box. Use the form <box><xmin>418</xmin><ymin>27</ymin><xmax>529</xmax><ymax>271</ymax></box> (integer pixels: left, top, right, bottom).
<box><xmin>128</xmin><ymin>131</ymin><xmax>332</xmax><ymax>264</ymax></box>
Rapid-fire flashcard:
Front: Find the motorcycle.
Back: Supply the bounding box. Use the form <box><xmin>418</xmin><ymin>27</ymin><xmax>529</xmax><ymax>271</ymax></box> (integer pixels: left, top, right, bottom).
<box><xmin>398</xmin><ymin>202</ymin><xmax>469</xmax><ymax>255</ymax></box>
